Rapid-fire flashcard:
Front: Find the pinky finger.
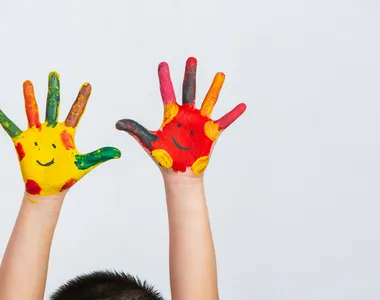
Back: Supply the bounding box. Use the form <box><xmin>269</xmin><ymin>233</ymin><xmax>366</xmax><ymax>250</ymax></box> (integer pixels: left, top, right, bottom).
<box><xmin>215</xmin><ymin>103</ymin><xmax>247</xmax><ymax>130</ymax></box>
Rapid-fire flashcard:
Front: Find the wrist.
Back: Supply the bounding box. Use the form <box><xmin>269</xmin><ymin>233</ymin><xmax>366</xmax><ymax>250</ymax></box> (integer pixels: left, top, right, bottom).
<box><xmin>162</xmin><ymin>170</ymin><xmax>204</xmax><ymax>187</ymax></box>
<box><xmin>23</xmin><ymin>190</ymin><xmax>66</xmax><ymax>208</ymax></box>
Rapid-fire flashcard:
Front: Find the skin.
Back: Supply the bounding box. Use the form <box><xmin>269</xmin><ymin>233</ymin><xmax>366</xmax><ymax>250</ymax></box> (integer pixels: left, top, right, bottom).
<box><xmin>0</xmin><ymin>192</ymin><xmax>65</xmax><ymax>300</ymax></box>
<box><xmin>0</xmin><ymin>73</ymin><xmax>121</xmax><ymax>299</ymax></box>
<box><xmin>0</xmin><ymin>72</ymin><xmax>121</xmax><ymax>196</ymax></box>
<box><xmin>116</xmin><ymin>57</ymin><xmax>247</xmax><ymax>300</ymax></box>
<box><xmin>163</xmin><ymin>171</ymin><xmax>218</xmax><ymax>300</ymax></box>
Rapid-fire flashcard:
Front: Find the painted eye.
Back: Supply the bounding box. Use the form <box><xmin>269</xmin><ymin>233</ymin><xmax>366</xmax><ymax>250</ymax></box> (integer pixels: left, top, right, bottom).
<box><xmin>34</xmin><ymin>142</ymin><xmax>38</xmax><ymax>146</ymax></box>
<box><xmin>177</xmin><ymin>123</ymin><xmax>182</xmax><ymax>128</ymax></box>
<box><xmin>52</xmin><ymin>144</ymin><xmax>56</xmax><ymax>149</ymax></box>
<box><xmin>190</xmin><ymin>130</ymin><xmax>194</xmax><ymax>135</ymax></box>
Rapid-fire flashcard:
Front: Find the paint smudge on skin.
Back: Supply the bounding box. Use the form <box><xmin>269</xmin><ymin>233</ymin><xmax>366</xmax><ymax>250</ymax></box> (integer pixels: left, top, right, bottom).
<box><xmin>15</xmin><ymin>142</ymin><xmax>25</xmax><ymax>161</ymax></box>
<box><xmin>26</xmin><ymin>179</ymin><xmax>42</xmax><ymax>195</ymax></box>
<box><xmin>60</xmin><ymin>178</ymin><xmax>77</xmax><ymax>191</ymax></box>
<box><xmin>61</xmin><ymin>130</ymin><xmax>75</xmax><ymax>149</ymax></box>
<box><xmin>27</xmin><ymin>198</ymin><xmax>39</xmax><ymax>204</ymax></box>
<box><xmin>116</xmin><ymin>57</ymin><xmax>247</xmax><ymax>175</ymax></box>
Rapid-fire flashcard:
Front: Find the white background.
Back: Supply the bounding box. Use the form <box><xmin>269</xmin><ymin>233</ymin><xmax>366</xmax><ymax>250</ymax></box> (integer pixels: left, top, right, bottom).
<box><xmin>0</xmin><ymin>0</ymin><xmax>380</xmax><ymax>299</ymax></box>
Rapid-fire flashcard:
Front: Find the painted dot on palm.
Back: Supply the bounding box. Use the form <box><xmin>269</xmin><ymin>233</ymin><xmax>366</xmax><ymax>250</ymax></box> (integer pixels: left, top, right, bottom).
<box><xmin>116</xmin><ymin>57</ymin><xmax>247</xmax><ymax>175</ymax></box>
<box><xmin>0</xmin><ymin>72</ymin><xmax>121</xmax><ymax>196</ymax></box>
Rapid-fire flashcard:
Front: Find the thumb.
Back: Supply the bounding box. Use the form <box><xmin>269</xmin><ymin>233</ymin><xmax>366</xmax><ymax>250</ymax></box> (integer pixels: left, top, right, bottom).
<box><xmin>75</xmin><ymin>147</ymin><xmax>121</xmax><ymax>170</ymax></box>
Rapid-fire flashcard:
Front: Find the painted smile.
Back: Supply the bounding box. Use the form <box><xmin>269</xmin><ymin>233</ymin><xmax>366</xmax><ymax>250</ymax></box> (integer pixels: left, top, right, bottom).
<box><xmin>172</xmin><ymin>137</ymin><xmax>191</xmax><ymax>151</ymax></box>
<box><xmin>36</xmin><ymin>158</ymin><xmax>55</xmax><ymax>167</ymax></box>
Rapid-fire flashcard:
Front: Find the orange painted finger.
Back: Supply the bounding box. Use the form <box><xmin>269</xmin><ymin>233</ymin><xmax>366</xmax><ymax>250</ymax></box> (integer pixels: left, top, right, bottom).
<box><xmin>200</xmin><ymin>72</ymin><xmax>225</xmax><ymax>117</ymax></box>
<box><xmin>23</xmin><ymin>81</ymin><xmax>41</xmax><ymax>128</ymax></box>
<box><xmin>65</xmin><ymin>83</ymin><xmax>92</xmax><ymax>128</ymax></box>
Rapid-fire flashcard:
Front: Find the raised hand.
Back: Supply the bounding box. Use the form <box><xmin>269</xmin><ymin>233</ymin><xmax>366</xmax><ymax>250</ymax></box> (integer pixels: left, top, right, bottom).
<box><xmin>116</xmin><ymin>57</ymin><xmax>246</xmax><ymax>176</ymax></box>
<box><xmin>0</xmin><ymin>72</ymin><xmax>121</xmax><ymax>196</ymax></box>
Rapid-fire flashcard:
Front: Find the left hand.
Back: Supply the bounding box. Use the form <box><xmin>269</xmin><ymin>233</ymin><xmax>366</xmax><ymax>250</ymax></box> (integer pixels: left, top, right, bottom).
<box><xmin>0</xmin><ymin>72</ymin><xmax>121</xmax><ymax>196</ymax></box>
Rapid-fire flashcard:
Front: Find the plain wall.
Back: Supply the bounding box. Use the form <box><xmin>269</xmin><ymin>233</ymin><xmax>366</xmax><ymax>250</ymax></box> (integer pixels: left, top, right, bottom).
<box><xmin>0</xmin><ymin>0</ymin><xmax>380</xmax><ymax>299</ymax></box>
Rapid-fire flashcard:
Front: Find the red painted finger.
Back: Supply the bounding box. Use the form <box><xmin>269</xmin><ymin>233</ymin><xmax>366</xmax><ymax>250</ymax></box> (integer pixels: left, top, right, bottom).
<box><xmin>215</xmin><ymin>103</ymin><xmax>247</xmax><ymax>130</ymax></box>
<box><xmin>23</xmin><ymin>81</ymin><xmax>41</xmax><ymax>128</ymax></box>
<box><xmin>158</xmin><ymin>62</ymin><xmax>176</xmax><ymax>105</ymax></box>
<box><xmin>182</xmin><ymin>57</ymin><xmax>197</xmax><ymax>106</ymax></box>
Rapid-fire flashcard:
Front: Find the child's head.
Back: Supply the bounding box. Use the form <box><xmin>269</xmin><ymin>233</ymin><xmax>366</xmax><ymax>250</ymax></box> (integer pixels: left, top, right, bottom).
<box><xmin>50</xmin><ymin>270</ymin><xmax>163</xmax><ymax>300</ymax></box>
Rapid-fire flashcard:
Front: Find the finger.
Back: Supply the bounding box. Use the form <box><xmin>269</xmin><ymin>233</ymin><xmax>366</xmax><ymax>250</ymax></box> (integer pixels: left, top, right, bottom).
<box><xmin>200</xmin><ymin>72</ymin><xmax>225</xmax><ymax>118</ymax></box>
<box><xmin>158</xmin><ymin>62</ymin><xmax>176</xmax><ymax>105</ymax></box>
<box><xmin>215</xmin><ymin>103</ymin><xmax>247</xmax><ymax>130</ymax></box>
<box><xmin>45</xmin><ymin>71</ymin><xmax>60</xmax><ymax>127</ymax></box>
<box><xmin>116</xmin><ymin>119</ymin><xmax>158</xmax><ymax>150</ymax></box>
<box><xmin>0</xmin><ymin>109</ymin><xmax>22</xmax><ymax>138</ymax></box>
<box><xmin>23</xmin><ymin>81</ymin><xmax>41</xmax><ymax>128</ymax></box>
<box><xmin>182</xmin><ymin>57</ymin><xmax>197</xmax><ymax>106</ymax></box>
<box><xmin>65</xmin><ymin>83</ymin><xmax>92</xmax><ymax>128</ymax></box>
<box><xmin>75</xmin><ymin>147</ymin><xmax>121</xmax><ymax>170</ymax></box>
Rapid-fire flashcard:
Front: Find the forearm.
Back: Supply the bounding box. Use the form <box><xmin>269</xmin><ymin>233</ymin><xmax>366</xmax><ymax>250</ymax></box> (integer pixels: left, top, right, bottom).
<box><xmin>0</xmin><ymin>192</ymin><xmax>64</xmax><ymax>300</ymax></box>
<box><xmin>164</xmin><ymin>175</ymin><xmax>218</xmax><ymax>300</ymax></box>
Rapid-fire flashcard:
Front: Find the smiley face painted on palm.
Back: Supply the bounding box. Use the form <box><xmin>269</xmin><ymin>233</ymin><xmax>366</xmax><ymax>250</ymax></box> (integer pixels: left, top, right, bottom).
<box><xmin>116</xmin><ymin>57</ymin><xmax>247</xmax><ymax>175</ymax></box>
<box><xmin>14</xmin><ymin>123</ymin><xmax>84</xmax><ymax>195</ymax></box>
<box><xmin>0</xmin><ymin>72</ymin><xmax>121</xmax><ymax>196</ymax></box>
<box><xmin>150</xmin><ymin>105</ymin><xmax>213</xmax><ymax>172</ymax></box>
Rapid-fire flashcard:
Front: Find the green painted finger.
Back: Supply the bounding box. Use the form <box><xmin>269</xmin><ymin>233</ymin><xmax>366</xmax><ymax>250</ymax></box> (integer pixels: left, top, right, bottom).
<box><xmin>0</xmin><ymin>109</ymin><xmax>22</xmax><ymax>138</ymax></box>
<box><xmin>75</xmin><ymin>147</ymin><xmax>121</xmax><ymax>170</ymax></box>
<box><xmin>46</xmin><ymin>72</ymin><xmax>60</xmax><ymax>127</ymax></box>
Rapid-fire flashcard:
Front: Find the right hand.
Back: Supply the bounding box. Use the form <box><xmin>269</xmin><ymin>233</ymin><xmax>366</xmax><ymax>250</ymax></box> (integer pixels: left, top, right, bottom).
<box><xmin>116</xmin><ymin>57</ymin><xmax>246</xmax><ymax>177</ymax></box>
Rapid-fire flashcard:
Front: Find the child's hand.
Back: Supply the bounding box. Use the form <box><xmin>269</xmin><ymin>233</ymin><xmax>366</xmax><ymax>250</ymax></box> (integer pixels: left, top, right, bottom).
<box><xmin>0</xmin><ymin>72</ymin><xmax>121</xmax><ymax>196</ymax></box>
<box><xmin>116</xmin><ymin>57</ymin><xmax>246</xmax><ymax>177</ymax></box>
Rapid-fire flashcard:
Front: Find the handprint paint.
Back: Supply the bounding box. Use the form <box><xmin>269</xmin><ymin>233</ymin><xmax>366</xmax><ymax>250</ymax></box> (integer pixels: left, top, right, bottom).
<box><xmin>0</xmin><ymin>72</ymin><xmax>121</xmax><ymax>196</ymax></box>
<box><xmin>116</xmin><ymin>57</ymin><xmax>246</xmax><ymax>175</ymax></box>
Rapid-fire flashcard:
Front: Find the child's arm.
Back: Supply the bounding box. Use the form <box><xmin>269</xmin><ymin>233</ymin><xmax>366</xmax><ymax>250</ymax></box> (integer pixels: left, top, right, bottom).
<box><xmin>163</xmin><ymin>173</ymin><xmax>218</xmax><ymax>300</ymax></box>
<box><xmin>116</xmin><ymin>57</ymin><xmax>246</xmax><ymax>300</ymax></box>
<box><xmin>0</xmin><ymin>72</ymin><xmax>120</xmax><ymax>300</ymax></box>
<box><xmin>0</xmin><ymin>192</ymin><xmax>65</xmax><ymax>300</ymax></box>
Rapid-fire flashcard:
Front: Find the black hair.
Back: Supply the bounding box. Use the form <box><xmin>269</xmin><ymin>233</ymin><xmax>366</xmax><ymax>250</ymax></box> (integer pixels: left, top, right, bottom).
<box><xmin>50</xmin><ymin>270</ymin><xmax>164</xmax><ymax>300</ymax></box>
